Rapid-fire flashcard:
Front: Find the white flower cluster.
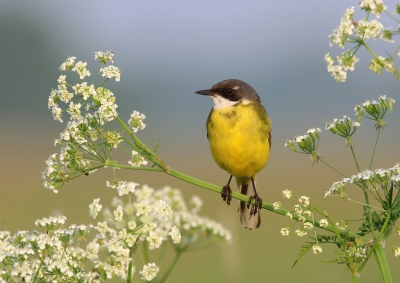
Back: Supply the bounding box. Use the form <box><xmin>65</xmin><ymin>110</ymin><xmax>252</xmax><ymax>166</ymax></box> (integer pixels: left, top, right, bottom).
<box><xmin>336</xmin><ymin>220</ymin><xmax>348</xmax><ymax>231</ymax></box>
<box><xmin>282</xmin><ymin>189</ymin><xmax>293</xmax><ymax>199</ymax></box>
<box><xmin>128</xmin><ymin>111</ymin><xmax>146</xmax><ymax>133</ymax></box>
<box><xmin>285</xmin><ymin>127</ymin><xmax>321</xmax><ymax>152</ymax></box>
<box><xmin>100</xmin><ymin>185</ymin><xmax>229</xmax><ymax>279</ymax></box>
<box><xmin>277</xmin><ymin>190</ymin><xmax>332</xmax><ymax>255</ymax></box>
<box><xmin>42</xmin><ymin>140</ymin><xmax>96</xmax><ymax>193</ymax></box>
<box><xmin>368</xmin><ymin>56</ymin><xmax>394</xmax><ymax>74</ymax></box>
<box><xmin>354</xmin><ymin>95</ymin><xmax>395</xmax><ymax>127</ymax></box>
<box><xmin>43</xmin><ymin>53</ymin><xmax>144</xmax><ymax>192</ymax></box>
<box><xmin>357</xmin><ymin>19</ymin><xmax>384</xmax><ymax>40</ymax></box>
<box><xmin>95</xmin><ymin>50</ymin><xmax>114</xmax><ymax>64</ymax></box>
<box><xmin>41</xmin><ymin>153</ymin><xmax>69</xmax><ymax>193</ymax></box>
<box><xmin>139</xmin><ymin>263</ymin><xmax>159</xmax><ymax>281</ymax></box>
<box><xmin>0</xmin><ymin>221</ymin><xmax>101</xmax><ymax>282</ymax></box>
<box><xmin>393</xmin><ymin>246</ymin><xmax>400</xmax><ymax>257</ymax></box>
<box><xmin>169</xmin><ymin>225</ymin><xmax>181</xmax><ymax>243</ymax></box>
<box><xmin>359</xmin><ymin>0</ymin><xmax>387</xmax><ymax>18</ymax></box>
<box><xmin>277</xmin><ymin>192</ymin><xmax>319</xmax><ymax>238</ymax></box>
<box><xmin>329</xmin><ymin>7</ymin><xmax>355</xmax><ymax>48</ymax></box>
<box><xmin>72</xmin><ymin>82</ymin><xmax>96</xmax><ymax>101</ymax></box>
<box><xmin>0</xmin><ymin>185</ymin><xmax>230</xmax><ymax>282</ymax></box>
<box><xmin>324</xmin><ymin>179</ymin><xmax>348</xmax><ymax>198</ymax></box>
<box><xmin>326</xmin><ymin>115</ymin><xmax>360</xmax><ymax>132</ymax></box>
<box><xmin>44</xmin><ymin>53</ymin><xmax>153</xmax><ymax>193</ymax></box>
<box><xmin>128</xmin><ymin>150</ymin><xmax>148</xmax><ymax>167</ymax></box>
<box><xmin>59</xmin><ymin>56</ymin><xmax>76</xmax><ymax>71</ymax></box>
<box><xmin>35</xmin><ymin>215</ymin><xmax>67</xmax><ymax>228</ymax></box>
<box><xmin>165</xmin><ymin>186</ymin><xmax>229</xmax><ymax>241</ymax></box>
<box><xmin>326</xmin><ymin>3</ymin><xmax>391</xmax><ymax>82</ymax></box>
<box><xmin>129</xmin><ymin>185</ymin><xmax>231</xmax><ymax>243</ymax></box>
<box><xmin>92</xmin><ymin>87</ymin><xmax>119</xmax><ymax>122</ymax></box>
<box><xmin>280</xmin><ymin>227</ymin><xmax>290</xmax><ymax>236</ymax></box>
<box><xmin>324</xmin><ymin>52</ymin><xmax>359</xmax><ymax>82</ymax></box>
<box><xmin>325</xmin><ymin>164</ymin><xmax>400</xmax><ymax>198</ymax></box>
<box><xmin>325</xmin><ymin>115</ymin><xmax>360</xmax><ymax>146</ymax></box>
<box><xmin>72</xmin><ymin>61</ymin><xmax>91</xmax><ymax>79</ymax></box>
<box><xmin>106</xmin><ymin>180</ymin><xmax>139</xmax><ymax>196</ymax></box>
<box><xmin>100</xmin><ymin>65</ymin><xmax>121</xmax><ymax>82</ymax></box>
<box><xmin>89</xmin><ymin>198</ymin><xmax>103</xmax><ymax>219</ymax></box>
<box><xmin>49</xmin><ymin>53</ymin><xmax>121</xmax><ymax>125</ymax></box>
<box><xmin>188</xmin><ymin>195</ymin><xmax>203</xmax><ymax>213</ymax></box>
<box><xmin>285</xmin><ymin>128</ymin><xmax>321</xmax><ymax>163</ymax></box>
<box><xmin>272</xmin><ymin>201</ymin><xmax>281</xmax><ymax>210</ymax></box>
<box><xmin>329</xmin><ymin>6</ymin><xmax>385</xmax><ymax>48</ymax></box>
<box><xmin>348</xmin><ymin>245</ymin><xmax>367</xmax><ymax>262</ymax></box>
<box><xmin>312</xmin><ymin>244</ymin><xmax>322</xmax><ymax>254</ymax></box>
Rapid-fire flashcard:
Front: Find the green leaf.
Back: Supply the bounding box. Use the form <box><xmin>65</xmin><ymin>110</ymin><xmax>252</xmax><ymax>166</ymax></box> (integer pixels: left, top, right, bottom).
<box><xmin>320</xmin><ymin>257</ymin><xmax>346</xmax><ymax>264</ymax></box>
<box><xmin>391</xmin><ymin>187</ymin><xmax>400</xmax><ymax>217</ymax></box>
<box><xmin>317</xmin><ymin>234</ymin><xmax>340</xmax><ymax>245</ymax></box>
<box><xmin>152</xmin><ymin>138</ymin><xmax>161</xmax><ymax>154</ymax></box>
<box><xmin>292</xmin><ymin>242</ymin><xmax>314</xmax><ymax>268</ymax></box>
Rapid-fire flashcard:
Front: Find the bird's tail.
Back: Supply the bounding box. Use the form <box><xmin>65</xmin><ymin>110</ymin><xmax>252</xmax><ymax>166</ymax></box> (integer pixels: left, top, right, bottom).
<box><xmin>236</xmin><ymin>176</ymin><xmax>261</xmax><ymax>230</ymax></box>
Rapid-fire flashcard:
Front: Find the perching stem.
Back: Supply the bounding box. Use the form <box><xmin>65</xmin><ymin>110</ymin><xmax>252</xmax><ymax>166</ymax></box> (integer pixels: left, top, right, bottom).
<box><xmin>112</xmin><ymin>116</ymin><xmax>359</xmax><ymax>239</ymax></box>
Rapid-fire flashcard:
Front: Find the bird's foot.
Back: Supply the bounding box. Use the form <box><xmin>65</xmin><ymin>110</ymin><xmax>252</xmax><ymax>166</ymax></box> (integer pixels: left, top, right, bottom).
<box><xmin>247</xmin><ymin>194</ymin><xmax>262</xmax><ymax>218</ymax></box>
<box><xmin>221</xmin><ymin>184</ymin><xmax>232</xmax><ymax>205</ymax></box>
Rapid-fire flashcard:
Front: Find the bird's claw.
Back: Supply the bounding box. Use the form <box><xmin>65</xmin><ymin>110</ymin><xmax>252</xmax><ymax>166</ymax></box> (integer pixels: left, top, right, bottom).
<box><xmin>221</xmin><ymin>185</ymin><xmax>232</xmax><ymax>205</ymax></box>
<box><xmin>247</xmin><ymin>194</ymin><xmax>262</xmax><ymax>218</ymax></box>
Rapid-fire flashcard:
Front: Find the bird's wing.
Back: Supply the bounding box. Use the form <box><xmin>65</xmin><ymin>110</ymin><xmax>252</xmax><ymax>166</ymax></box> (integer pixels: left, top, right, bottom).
<box><xmin>268</xmin><ymin>129</ymin><xmax>272</xmax><ymax>149</ymax></box>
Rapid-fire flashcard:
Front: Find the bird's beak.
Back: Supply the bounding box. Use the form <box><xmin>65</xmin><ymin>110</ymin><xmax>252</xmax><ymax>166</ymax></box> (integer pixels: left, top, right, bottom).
<box><xmin>195</xmin><ymin>89</ymin><xmax>213</xmax><ymax>96</ymax></box>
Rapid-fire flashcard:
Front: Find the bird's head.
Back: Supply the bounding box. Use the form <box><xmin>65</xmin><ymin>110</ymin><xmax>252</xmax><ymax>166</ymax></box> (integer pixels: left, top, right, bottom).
<box><xmin>195</xmin><ymin>79</ymin><xmax>260</xmax><ymax>109</ymax></box>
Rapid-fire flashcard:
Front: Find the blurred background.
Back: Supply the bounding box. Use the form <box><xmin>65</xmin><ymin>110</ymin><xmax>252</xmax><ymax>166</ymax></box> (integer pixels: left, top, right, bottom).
<box><xmin>1</xmin><ymin>1</ymin><xmax>400</xmax><ymax>282</ymax></box>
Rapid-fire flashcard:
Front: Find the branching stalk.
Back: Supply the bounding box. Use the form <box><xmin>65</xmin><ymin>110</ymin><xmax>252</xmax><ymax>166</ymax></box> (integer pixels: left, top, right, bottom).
<box><xmin>350</xmin><ymin>146</ymin><xmax>360</xmax><ymax>172</ymax></box>
<box><xmin>127</xmin><ymin>247</ymin><xmax>135</xmax><ymax>283</ymax></box>
<box><xmin>356</xmin><ymin>210</ymin><xmax>392</xmax><ymax>282</ymax></box>
<box><xmin>369</xmin><ymin>127</ymin><xmax>381</xmax><ymax>170</ymax></box>
<box><xmin>158</xmin><ymin>250</ymin><xmax>182</xmax><ymax>283</ymax></box>
<box><xmin>318</xmin><ymin>159</ymin><xmax>348</xmax><ymax>178</ymax></box>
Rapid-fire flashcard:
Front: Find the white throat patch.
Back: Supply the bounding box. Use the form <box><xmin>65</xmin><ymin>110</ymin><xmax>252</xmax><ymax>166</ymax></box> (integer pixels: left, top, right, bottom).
<box><xmin>211</xmin><ymin>96</ymin><xmax>251</xmax><ymax>110</ymax></box>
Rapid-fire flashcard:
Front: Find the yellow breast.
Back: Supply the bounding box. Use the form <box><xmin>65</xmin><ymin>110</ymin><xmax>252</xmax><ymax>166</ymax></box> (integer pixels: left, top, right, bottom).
<box><xmin>206</xmin><ymin>101</ymin><xmax>271</xmax><ymax>177</ymax></box>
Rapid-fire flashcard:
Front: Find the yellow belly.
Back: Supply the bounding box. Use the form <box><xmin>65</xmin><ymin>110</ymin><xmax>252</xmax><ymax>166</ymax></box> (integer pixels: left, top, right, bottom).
<box><xmin>206</xmin><ymin>102</ymin><xmax>271</xmax><ymax>177</ymax></box>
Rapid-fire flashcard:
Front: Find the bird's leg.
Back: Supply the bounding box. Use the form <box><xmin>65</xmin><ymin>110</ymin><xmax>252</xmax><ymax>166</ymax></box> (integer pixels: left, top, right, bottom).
<box><xmin>221</xmin><ymin>175</ymin><xmax>233</xmax><ymax>205</ymax></box>
<box><xmin>247</xmin><ymin>177</ymin><xmax>263</xmax><ymax>217</ymax></box>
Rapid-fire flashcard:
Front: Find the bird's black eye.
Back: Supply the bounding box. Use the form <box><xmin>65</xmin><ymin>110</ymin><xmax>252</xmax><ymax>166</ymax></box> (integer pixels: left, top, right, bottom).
<box><xmin>225</xmin><ymin>89</ymin><xmax>232</xmax><ymax>95</ymax></box>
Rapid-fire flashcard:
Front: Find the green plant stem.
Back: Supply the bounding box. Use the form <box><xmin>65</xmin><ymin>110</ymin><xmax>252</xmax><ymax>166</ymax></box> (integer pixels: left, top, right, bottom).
<box><xmin>158</xmin><ymin>242</ymin><xmax>167</xmax><ymax>268</ymax></box>
<box><xmin>313</xmin><ymin>207</ymin><xmax>343</xmax><ymax>242</ymax></box>
<box><xmin>362</xmin><ymin>181</ymin><xmax>376</xmax><ymax>239</ymax></box>
<box><xmin>117</xmin><ymin>117</ymin><xmax>167</xmax><ymax>169</ymax></box>
<box><xmin>113</xmin><ymin>115</ymin><xmax>359</xmax><ymax>238</ymax></box>
<box><xmin>31</xmin><ymin>256</ymin><xmax>44</xmax><ymax>283</ymax></box>
<box><xmin>351</xmin><ymin>273</ymin><xmax>359</xmax><ymax>283</ymax></box>
<box><xmin>356</xmin><ymin>210</ymin><xmax>392</xmax><ymax>282</ymax></box>
<box><xmin>363</xmin><ymin>43</ymin><xmax>400</xmax><ymax>80</ymax></box>
<box><xmin>347</xmin><ymin>198</ymin><xmax>383</xmax><ymax>211</ymax></box>
<box><xmin>384</xmin><ymin>10</ymin><xmax>400</xmax><ymax>24</ymax></box>
<box><xmin>165</xmin><ymin>168</ymin><xmax>337</xmax><ymax>233</ymax></box>
<box><xmin>373</xmin><ymin>243</ymin><xmax>392</xmax><ymax>283</ymax></box>
<box><xmin>350</xmin><ymin>146</ymin><xmax>360</xmax><ymax>172</ymax></box>
<box><xmin>158</xmin><ymin>250</ymin><xmax>182</xmax><ymax>283</ymax></box>
<box><xmin>369</xmin><ymin>127</ymin><xmax>381</xmax><ymax>170</ymax></box>
<box><xmin>108</xmin><ymin>162</ymin><xmax>164</xmax><ymax>172</ymax></box>
<box><xmin>127</xmin><ymin>247</ymin><xmax>134</xmax><ymax>283</ymax></box>
<box><xmin>143</xmin><ymin>242</ymin><xmax>149</xmax><ymax>263</ymax></box>
<box><xmin>113</xmin><ymin>162</ymin><xmax>358</xmax><ymax>238</ymax></box>
<box><xmin>318</xmin><ymin>159</ymin><xmax>348</xmax><ymax>178</ymax></box>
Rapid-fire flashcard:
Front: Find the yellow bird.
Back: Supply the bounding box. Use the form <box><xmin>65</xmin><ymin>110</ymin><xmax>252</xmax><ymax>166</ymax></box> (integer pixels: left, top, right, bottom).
<box><xmin>195</xmin><ymin>79</ymin><xmax>271</xmax><ymax>229</ymax></box>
